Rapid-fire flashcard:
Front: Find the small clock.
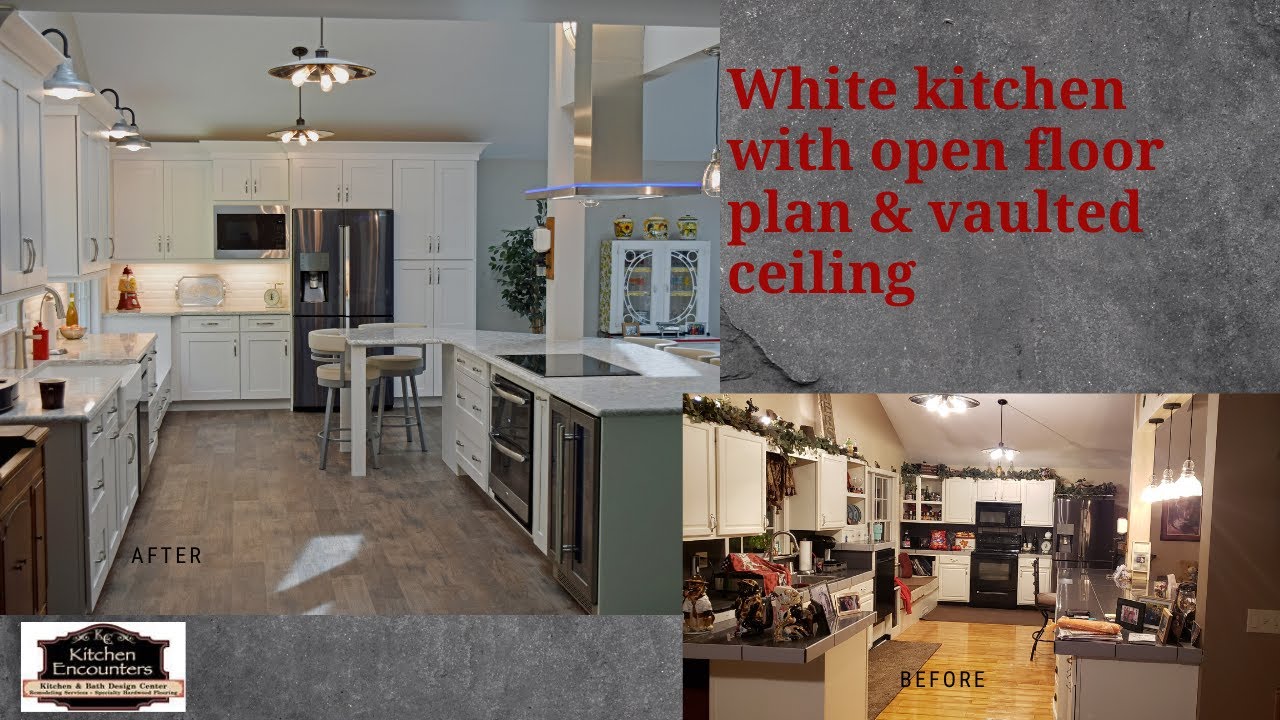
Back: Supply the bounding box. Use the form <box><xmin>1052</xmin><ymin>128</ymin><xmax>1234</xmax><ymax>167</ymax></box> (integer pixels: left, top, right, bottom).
<box><xmin>263</xmin><ymin>283</ymin><xmax>283</xmax><ymax>308</ymax></box>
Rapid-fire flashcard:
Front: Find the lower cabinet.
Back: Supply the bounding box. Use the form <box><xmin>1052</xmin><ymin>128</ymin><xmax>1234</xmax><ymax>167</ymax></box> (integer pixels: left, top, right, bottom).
<box><xmin>239</xmin><ymin>332</ymin><xmax>291</xmax><ymax>399</ymax></box>
<box><xmin>177</xmin><ymin>316</ymin><xmax>291</xmax><ymax>401</ymax></box>
<box><xmin>179</xmin><ymin>332</ymin><xmax>240</xmax><ymax>400</ymax></box>
<box><xmin>1018</xmin><ymin>556</ymin><xmax>1053</xmax><ymax>605</ymax></box>
<box><xmin>0</xmin><ymin>427</ymin><xmax>50</xmax><ymax>616</ymax></box>
<box><xmin>113</xmin><ymin>409</ymin><xmax>141</xmax><ymax>537</ymax></box>
<box><xmin>937</xmin><ymin>555</ymin><xmax>971</xmax><ymax>602</ymax></box>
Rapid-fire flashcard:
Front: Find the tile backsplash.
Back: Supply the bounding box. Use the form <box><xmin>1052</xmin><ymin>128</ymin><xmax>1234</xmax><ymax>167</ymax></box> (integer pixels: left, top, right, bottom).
<box><xmin>104</xmin><ymin>262</ymin><xmax>291</xmax><ymax>310</ymax></box>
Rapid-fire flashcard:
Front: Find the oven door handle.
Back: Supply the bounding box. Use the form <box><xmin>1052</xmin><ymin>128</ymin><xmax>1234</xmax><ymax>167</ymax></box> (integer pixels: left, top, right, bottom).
<box><xmin>490</xmin><ymin>435</ymin><xmax>528</xmax><ymax>463</ymax></box>
<box><xmin>490</xmin><ymin>383</ymin><xmax>528</xmax><ymax>406</ymax></box>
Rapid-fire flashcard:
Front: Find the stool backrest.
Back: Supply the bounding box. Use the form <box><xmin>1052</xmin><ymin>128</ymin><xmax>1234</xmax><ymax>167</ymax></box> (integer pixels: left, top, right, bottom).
<box><xmin>665</xmin><ymin>346</ymin><xmax>718</xmax><ymax>360</ymax></box>
<box><xmin>309</xmin><ymin>328</ymin><xmax>348</xmax><ymax>362</ymax></box>
<box><xmin>708</xmin><ymin>356</ymin><xmax>721</xmax><ymax>366</ymax></box>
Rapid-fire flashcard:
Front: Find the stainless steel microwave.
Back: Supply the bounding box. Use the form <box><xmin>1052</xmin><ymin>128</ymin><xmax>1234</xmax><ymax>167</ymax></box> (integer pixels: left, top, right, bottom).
<box><xmin>214</xmin><ymin>205</ymin><xmax>288</xmax><ymax>259</ymax></box>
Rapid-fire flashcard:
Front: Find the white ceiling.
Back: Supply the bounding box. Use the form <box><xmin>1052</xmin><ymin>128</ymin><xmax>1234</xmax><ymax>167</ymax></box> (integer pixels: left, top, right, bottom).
<box><xmin>877</xmin><ymin>394</ymin><xmax>1135</xmax><ymax>474</ymax></box>
<box><xmin>14</xmin><ymin>0</ymin><xmax>719</xmax><ymax>27</ymax></box>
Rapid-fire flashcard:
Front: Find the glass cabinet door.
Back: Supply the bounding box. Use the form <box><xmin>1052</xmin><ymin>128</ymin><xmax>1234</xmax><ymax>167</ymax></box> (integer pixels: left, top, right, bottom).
<box><xmin>619</xmin><ymin>247</ymin><xmax>657</xmax><ymax>330</ymax></box>
<box><xmin>662</xmin><ymin>246</ymin><xmax>703</xmax><ymax>326</ymax></box>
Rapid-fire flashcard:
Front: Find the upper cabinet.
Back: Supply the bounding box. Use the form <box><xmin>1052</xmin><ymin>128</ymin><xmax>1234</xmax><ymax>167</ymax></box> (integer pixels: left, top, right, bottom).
<box><xmin>0</xmin><ymin>68</ymin><xmax>48</xmax><ymax>292</ymax></box>
<box><xmin>211</xmin><ymin>158</ymin><xmax>289</xmax><ymax>203</ymax></box>
<box><xmin>942</xmin><ymin>477</ymin><xmax>976</xmax><ymax>524</ymax></box>
<box><xmin>683</xmin><ymin>421</ymin><xmax>768</xmax><ymax>540</ymax></box>
<box><xmin>1022</xmin><ymin>480</ymin><xmax>1055</xmax><ymax>526</ymax></box>
<box><xmin>974</xmin><ymin>478</ymin><xmax>999</xmax><ymax>502</ymax></box>
<box><xmin>291</xmin><ymin>158</ymin><xmax>392</xmax><ymax>209</ymax></box>
<box><xmin>392</xmin><ymin>159</ymin><xmax>476</xmax><ymax>260</ymax></box>
<box><xmin>789</xmin><ymin>452</ymin><xmax>848</xmax><ymax>531</ymax></box>
<box><xmin>111</xmin><ymin>159</ymin><xmax>212</xmax><ymax>260</ymax></box>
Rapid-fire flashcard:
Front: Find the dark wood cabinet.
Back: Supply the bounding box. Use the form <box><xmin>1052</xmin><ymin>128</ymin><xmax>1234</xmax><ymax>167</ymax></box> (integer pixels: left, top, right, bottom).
<box><xmin>0</xmin><ymin>426</ymin><xmax>49</xmax><ymax>615</ymax></box>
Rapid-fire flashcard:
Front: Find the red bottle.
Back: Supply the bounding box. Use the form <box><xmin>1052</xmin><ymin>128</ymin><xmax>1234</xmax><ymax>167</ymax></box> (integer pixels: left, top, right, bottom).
<box><xmin>32</xmin><ymin>322</ymin><xmax>49</xmax><ymax>361</ymax></box>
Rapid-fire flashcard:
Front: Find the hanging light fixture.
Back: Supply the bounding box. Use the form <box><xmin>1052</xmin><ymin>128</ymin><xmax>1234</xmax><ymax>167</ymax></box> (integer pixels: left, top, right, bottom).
<box><xmin>1154</xmin><ymin>402</ymin><xmax>1183</xmax><ymax>500</ymax></box>
<box><xmin>41</xmin><ymin>29</ymin><xmax>95</xmax><ymax>100</ymax></box>
<box><xmin>267</xmin><ymin>20</ymin><xmax>374</xmax><ymax>92</ymax></box>
<box><xmin>1140</xmin><ymin>416</ymin><xmax>1165</xmax><ymax>504</ymax></box>
<box><xmin>702</xmin><ymin>46</ymin><xmax>722</xmax><ymax>197</ymax></box>
<box><xmin>909</xmin><ymin>393</ymin><xmax>979</xmax><ymax>417</ymax></box>
<box><xmin>561</xmin><ymin>21</ymin><xmax>577</xmax><ymax>48</ymax></box>
<box><xmin>1173</xmin><ymin>396</ymin><xmax>1203</xmax><ymax>498</ymax></box>
<box><xmin>114</xmin><ymin>108</ymin><xmax>151</xmax><ymax>151</ymax></box>
<box><xmin>268</xmin><ymin>87</ymin><xmax>333</xmax><ymax>146</ymax></box>
<box><xmin>982</xmin><ymin>398</ymin><xmax>1020</xmax><ymax>463</ymax></box>
<box><xmin>99</xmin><ymin>89</ymin><xmax>139</xmax><ymax>139</ymax></box>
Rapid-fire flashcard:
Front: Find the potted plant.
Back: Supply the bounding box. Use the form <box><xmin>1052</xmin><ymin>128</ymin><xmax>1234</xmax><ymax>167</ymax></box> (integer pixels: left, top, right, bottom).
<box><xmin>488</xmin><ymin>199</ymin><xmax>547</xmax><ymax>334</ymax></box>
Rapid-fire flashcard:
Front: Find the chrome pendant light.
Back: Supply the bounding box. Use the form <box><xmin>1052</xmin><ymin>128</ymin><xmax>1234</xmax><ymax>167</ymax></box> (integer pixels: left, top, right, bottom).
<box><xmin>1173</xmin><ymin>396</ymin><xmax>1203</xmax><ymax>498</ymax></box>
<box><xmin>1140</xmin><ymin>416</ymin><xmax>1165</xmax><ymax>504</ymax></box>
<box><xmin>982</xmin><ymin>398</ymin><xmax>1019</xmax><ymax>463</ymax></box>
<box><xmin>909</xmin><ymin>393</ymin><xmax>979</xmax><ymax>417</ymax></box>
<box><xmin>267</xmin><ymin>19</ymin><xmax>374</xmax><ymax>92</ymax></box>
<box><xmin>702</xmin><ymin>46</ymin><xmax>721</xmax><ymax>198</ymax></box>
<box><xmin>268</xmin><ymin>87</ymin><xmax>332</xmax><ymax>146</ymax></box>
<box><xmin>41</xmin><ymin>29</ymin><xmax>95</xmax><ymax>100</ymax></box>
<box><xmin>115</xmin><ymin>108</ymin><xmax>151</xmax><ymax>151</ymax></box>
<box><xmin>100</xmin><ymin>89</ymin><xmax>139</xmax><ymax>139</ymax></box>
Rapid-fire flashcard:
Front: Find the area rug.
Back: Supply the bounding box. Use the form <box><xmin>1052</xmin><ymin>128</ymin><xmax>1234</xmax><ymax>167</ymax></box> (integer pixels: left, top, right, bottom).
<box><xmin>867</xmin><ymin>640</ymin><xmax>941</xmax><ymax>719</ymax></box>
<box><xmin>922</xmin><ymin>605</ymin><xmax>1046</xmax><ymax>626</ymax></box>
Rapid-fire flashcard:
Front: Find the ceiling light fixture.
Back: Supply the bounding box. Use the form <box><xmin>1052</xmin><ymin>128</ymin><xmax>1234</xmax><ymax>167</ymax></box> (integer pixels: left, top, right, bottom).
<box><xmin>909</xmin><ymin>393</ymin><xmax>979</xmax><ymax>417</ymax></box>
<box><xmin>702</xmin><ymin>46</ymin><xmax>721</xmax><ymax>198</ymax></box>
<box><xmin>41</xmin><ymin>28</ymin><xmax>95</xmax><ymax>100</ymax></box>
<box><xmin>268</xmin><ymin>87</ymin><xmax>333</xmax><ymax>146</ymax></box>
<box><xmin>114</xmin><ymin>108</ymin><xmax>151</xmax><ymax>151</ymax></box>
<box><xmin>1140</xmin><ymin>417</ymin><xmax>1165</xmax><ymax>504</ymax></box>
<box><xmin>562</xmin><ymin>21</ymin><xmax>577</xmax><ymax>48</ymax></box>
<box><xmin>982</xmin><ymin>398</ymin><xmax>1019</xmax><ymax>463</ymax></box>
<box><xmin>1156</xmin><ymin>402</ymin><xmax>1183</xmax><ymax>500</ymax></box>
<box><xmin>1174</xmin><ymin>396</ymin><xmax>1203</xmax><ymax>498</ymax></box>
<box><xmin>267</xmin><ymin>19</ymin><xmax>374</xmax><ymax>92</ymax></box>
<box><xmin>99</xmin><ymin>89</ymin><xmax>139</xmax><ymax>139</ymax></box>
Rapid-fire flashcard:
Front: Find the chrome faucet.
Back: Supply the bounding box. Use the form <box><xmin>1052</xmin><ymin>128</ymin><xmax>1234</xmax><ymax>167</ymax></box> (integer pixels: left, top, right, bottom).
<box><xmin>12</xmin><ymin>286</ymin><xmax>67</xmax><ymax>369</ymax></box>
<box><xmin>766</xmin><ymin>530</ymin><xmax>801</xmax><ymax>563</ymax></box>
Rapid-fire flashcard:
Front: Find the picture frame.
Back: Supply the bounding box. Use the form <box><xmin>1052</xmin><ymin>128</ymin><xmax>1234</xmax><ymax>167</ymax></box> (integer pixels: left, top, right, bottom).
<box><xmin>1130</xmin><ymin>541</ymin><xmax>1151</xmax><ymax>574</ymax></box>
<box><xmin>1160</xmin><ymin>496</ymin><xmax>1202</xmax><ymax>541</ymax></box>
<box><xmin>1137</xmin><ymin>596</ymin><xmax>1173</xmax><ymax>631</ymax></box>
<box><xmin>807</xmin><ymin>582</ymin><xmax>837</xmax><ymax>632</ymax></box>
<box><xmin>830</xmin><ymin>588</ymin><xmax>863</xmax><ymax>617</ymax></box>
<box><xmin>686</xmin><ymin>321</ymin><xmax>706</xmax><ymax>336</ymax></box>
<box><xmin>1116</xmin><ymin>598</ymin><xmax>1146</xmax><ymax>632</ymax></box>
<box><xmin>1155</xmin><ymin>608</ymin><xmax>1174</xmax><ymax>645</ymax></box>
<box><xmin>620</xmin><ymin>322</ymin><xmax>641</xmax><ymax>337</ymax></box>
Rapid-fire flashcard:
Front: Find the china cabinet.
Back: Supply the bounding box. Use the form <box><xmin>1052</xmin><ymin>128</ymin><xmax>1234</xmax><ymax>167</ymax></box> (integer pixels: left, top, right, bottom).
<box><xmin>607</xmin><ymin>240</ymin><xmax>711</xmax><ymax>333</ymax></box>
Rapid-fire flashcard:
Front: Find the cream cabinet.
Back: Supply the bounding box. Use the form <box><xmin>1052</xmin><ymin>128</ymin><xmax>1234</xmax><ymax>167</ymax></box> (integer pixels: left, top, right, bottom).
<box><xmin>177</xmin><ymin>315</ymin><xmax>292</xmax><ymax>401</ymax></box>
<box><xmin>682</xmin><ymin>420</ymin><xmax>717</xmax><ymax>538</ymax></box>
<box><xmin>998</xmin><ymin>478</ymin><xmax>1024</xmax><ymax>502</ymax></box>
<box><xmin>178</xmin><ymin>332</ymin><xmax>240</xmax><ymax>401</ymax></box>
<box><xmin>392</xmin><ymin>260</ymin><xmax>476</xmax><ymax>398</ymax></box>
<box><xmin>0</xmin><ymin>67</ymin><xmax>48</xmax><ymax>293</ymax></box>
<box><xmin>942</xmin><ymin>477</ymin><xmax>976</xmax><ymax>523</ymax></box>
<box><xmin>789</xmin><ymin>452</ymin><xmax>847</xmax><ymax>531</ymax></box>
<box><xmin>1022</xmin><ymin>480</ymin><xmax>1055</xmax><ymax>526</ymax></box>
<box><xmin>937</xmin><ymin>555</ymin><xmax>971</xmax><ymax>602</ymax></box>
<box><xmin>239</xmin><ymin>331</ymin><xmax>291</xmax><ymax>400</ymax></box>
<box><xmin>111</xmin><ymin>159</ymin><xmax>212</xmax><ymax>260</ymax></box>
<box><xmin>1018</xmin><ymin>555</ymin><xmax>1053</xmax><ymax>605</ymax></box>
<box><xmin>212</xmin><ymin>158</ymin><xmax>289</xmax><ymax>202</ymax></box>
<box><xmin>682</xmin><ymin>420</ymin><xmax>768</xmax><ymax>539</ymax></box>
<box><xmin>975</xmin><ymin>478</ymin><xmax>999</xmax><ymax>501</ymax></box>
<box><xmin>608</xmin><ymin>241</ymin><xmax>713</xmax><ymax>333</ymax></box>
<box><xmin>291</xmin><ymin>158</ymin><xmax>392</xmax><ymax>209</ymax></box>
<box><xmin>392</xmin><ymin>159</ymin><xmax>476</xmax><ymax>260</ymax></box>
<box><xmin>112</xmin><ymin>408</ymin><xmax>140</xmax><ymax>539</ymax></box>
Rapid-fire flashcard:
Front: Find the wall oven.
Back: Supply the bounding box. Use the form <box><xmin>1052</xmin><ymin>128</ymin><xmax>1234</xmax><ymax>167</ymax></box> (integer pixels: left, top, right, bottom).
<box><xmin>215</xmin><ymin>205</ymin><xmax>288</xmax><ymax>259</ymax></box>
<box><xmin>489</xmin><ymin>374</ymin><xmax>534</xmax><ymax>530</ymax></box>
<box><xmin>976</xmin><ymin>501</ymin><xmax>1022</xmax><ymax>528</ymax></box>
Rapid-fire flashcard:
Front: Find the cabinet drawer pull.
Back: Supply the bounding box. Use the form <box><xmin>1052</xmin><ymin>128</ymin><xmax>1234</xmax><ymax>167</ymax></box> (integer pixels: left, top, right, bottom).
<box><xmin>456</xmin><ymin>357</ymin><xmax>464</xmax><ymax>365</ymax></box>
<box><xmin>92</xmin><ymin>423</ymin><xmax>104</xmax><ymax>435</ymax></box>
<box><xmin>93</xmin><ymin>478</ymin><xmax>104</xmax><ymax>490</ymax></box>
<box><xmin>201</xmin><ymin>321</ymin><xmax>220</xmax><ymax>326</ymax></box>
<box><xmin>14</xmin><ymin>559</ymin><xmax>26</xmax><ymax>570</ymax></box>
<box><xmin>456</xmin><ymin>393</ymin><xmax>464</xmax><ymax>400</ymax></box>
<box><xmin>471</xmin><ymin>454</ymin><xmax>481</xmax><ymax>463</ymax></box>
<box><xmin>472</xmin><ymin>405</ymin><xmax>482</xmax><ymax>413</ymax></box>
<box><xmin>455</xmin><ymin>440</ymin><xmax>464</xmax><ymax>447</ymax></box>
<box><xmin>96</xmin><ymin>550</ymin><xmax>106</xmax><ymax>564</ymax></box>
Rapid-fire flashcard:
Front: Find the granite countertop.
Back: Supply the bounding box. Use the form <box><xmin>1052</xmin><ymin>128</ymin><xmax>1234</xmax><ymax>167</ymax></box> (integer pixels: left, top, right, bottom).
<box><xmin>33</xmin><ymin>333</ymin><xmax>157</xmax><ymax>366</ymax></box>
<box><xmin>0</xmin><ymin>377</ymin><xmax>119</xmax><ymax>423</ymax></box>
<box><xmin>906</xmin><ymin>548</ymin><xmax>974</xmax><ymax>556</ymax></box>
<box><xmin>684</xmin><ymin>611</ymin><xmax>877</xmax><ymax>664</ymax></box>
<box><xmin>1053</xmin><ymin>568</ymin><xmax>1202</xmax><ymax>665</ymax></box>
<box><xmin>106</xmin><ymin>304</ymin><xmax>290</xmax><ymax>317</ymax></box>
<box><xmin>835</xmin><ymin>542</ymin><xmax>895</xmax><ymax>552</ymax></box>
<box><xmin>336</xmin><ymin>328</ymin><xmax>719</xmax><ymax>416</ymax></box>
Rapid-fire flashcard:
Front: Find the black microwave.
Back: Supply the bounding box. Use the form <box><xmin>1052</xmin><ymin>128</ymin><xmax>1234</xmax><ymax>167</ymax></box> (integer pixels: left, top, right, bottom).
<box><xmin>975</xmin><ymin>502</ymin><xmax>1022</xmax><ymax>528</ymax></box>
<box><xmin>215</xmin><ymin>205</ymin><xmax>288</xmax><ymax>259</ymax></box>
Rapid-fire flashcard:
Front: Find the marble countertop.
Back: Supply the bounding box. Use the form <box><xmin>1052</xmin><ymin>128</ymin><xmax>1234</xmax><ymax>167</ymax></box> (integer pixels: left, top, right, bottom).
<box><xmin>106</xmin><ymin>304</ymin><xmax>289</xmax><ymax>317</ymax></box>
<box><xmin>0</xmin><ymin>377</ymin><xmax>118</xmax><ymax>423</ymax></box>
<box><xmin>335</xmin><ymin>328</ymin><xmax>719</xmax><ymax>416</ymax></box>
<box><xmin>33</xmin><ymin>333</ymin><xmax>157</xmax><ymax>366</ymax></box>
<box><xmin>684</xmin><ymin>610</ymin><xmax>877</xmax><ymax>664</ymax></box>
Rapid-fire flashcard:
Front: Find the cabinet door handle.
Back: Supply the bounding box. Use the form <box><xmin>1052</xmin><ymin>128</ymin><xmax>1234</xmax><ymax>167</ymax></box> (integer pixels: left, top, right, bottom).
<box><xmin>337</xmin><ymin>186</ymin><xmax>342</xmax><ymax>203</ymax></box>
<box><xmin>254</xmin><ymin>180</ymin><xmax>258</xmax><ymax>193</ymax></box>
<box><xmin>90</xmin><ymin>237</ymin><xmax>99</xmax><ymax>261</ymax></box>
<box><xmin>456</xmin><ymin>393</ymin><xmax>464</xmax><ymax>400</ymax></box>
<box><xmin>20</xmin><ymin>238</ymin><xmax>29</xmax><ymax>273</ymax></box>
<box><xmin>93</xmin><ymin>477</ymin><xmax>105</xmax><ymax>490</ymax></box>
<box><xmin>167</xmin><ymin>237</ymin><xmax>172</xmax><ymax>253</ymax></box>
<box><xmin>109</xmin><ymin>236</ymin><xmax>115</xmax><ymax>259</ymax></box>
<box><xmin>284</xmin><ymin>341</ymin><xmax>289</xmax><ymax>356</ymax></box>
<box><xmin>126</xmin><ymin>433</ymin><xmax>137</xmax><ymax>463</ymax></box>
<box><xmin>345</xmin><ymin>186</ymin><xmax>350</xmax><ymax>203</ymax></box>
<box><xmin>244</xmin><ymin>179</ymin><xmax>250</xmax><ymax>194</ymax></box>
<box><xmin>96</xmin><ymin>550</ymin><xmax>107</xmax><ymax>564</ymax></box>
<box><xmin>157</xmin><ymin>235</ymin><xmax>163</xmax><ymax>253</ymax></box>
<box><xmin>455</xmin><ymin>440</ymin><xmax>464</xmax><ymax>447</ymax></box>
<box><xmin>233</xmin><ymin>340</ymin><xmax>238</xmax><ymax>357</ymax></box>
<box><xmin>92</xmin><ymin>423</ymin><xmax>104</xmax><ymax>435</ymax></box>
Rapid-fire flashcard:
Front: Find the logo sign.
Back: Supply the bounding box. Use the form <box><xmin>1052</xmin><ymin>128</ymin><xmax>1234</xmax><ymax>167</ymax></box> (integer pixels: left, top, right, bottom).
<box><xmin>20</xmin><ymin>622</ymin><xmax>186</xmax><ymax>713</ymax></box>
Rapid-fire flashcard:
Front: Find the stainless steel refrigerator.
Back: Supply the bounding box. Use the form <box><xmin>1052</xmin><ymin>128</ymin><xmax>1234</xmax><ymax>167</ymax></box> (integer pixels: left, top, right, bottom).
<box><xmin>1053</xmin><ymin>495</ymin><xmax>1117</xmax><ymax>570</ymax></box>
<box><xmin>291</xmin><ymin>209</ymin><xmax>394</xmax><ymax>411</ymax></box>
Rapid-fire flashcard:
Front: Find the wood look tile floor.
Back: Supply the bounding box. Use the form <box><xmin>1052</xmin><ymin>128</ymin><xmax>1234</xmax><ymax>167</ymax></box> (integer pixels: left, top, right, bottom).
<box><xmin>875</xmin><ymin>621</ymin><xmax>1055</xmax><ymax>720</ymax></box>
<box><xmin>95</xmin><ymin>409</ymin><xmax>583</xmax><ymax>615</ymax></box>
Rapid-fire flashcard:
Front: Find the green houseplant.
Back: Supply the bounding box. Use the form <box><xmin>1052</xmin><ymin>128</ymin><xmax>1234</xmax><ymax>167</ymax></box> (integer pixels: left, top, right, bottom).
<box><xmin>489</xmin><ymin>199</ymin><xmax>548</xmax><ymax>334</ymax></box>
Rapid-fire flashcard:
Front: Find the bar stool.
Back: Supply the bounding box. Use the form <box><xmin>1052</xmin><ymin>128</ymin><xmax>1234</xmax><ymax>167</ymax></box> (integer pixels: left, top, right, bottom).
<box><xmin>1030</xmin><ymin>557</ymin><xmax>1057</xmax><ymax>661</ymax></box>
<box><xmin>359</xmin><ymin>322</ymin><xmax>429</xmax><ymax>454</ymax></box>
<box><xmin>707</xmin><ymin>356</ymin><xmax>720</xmax><ymax>366</ymax></box>
<box><xmin>623</xmin><ymin>336</ymin><xmax>676</xmax><ymax>350</ymax></box>
<box><xmin>664</xmin><ymin>346</ymin><xmax>719</xmax><ymax>361</ymax></box>
<box><xmin>309</xmin><ymin>328</ymin><xmax>384</xmax><ymax>471</ymax></box>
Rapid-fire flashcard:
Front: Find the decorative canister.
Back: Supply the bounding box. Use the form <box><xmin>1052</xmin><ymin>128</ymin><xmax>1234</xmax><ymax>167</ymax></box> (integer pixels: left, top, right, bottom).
<box><xmin>682</xmin><ymin>578</ymin><xmax>714</xmax><ymax>634</ymax></box>
<box><xmin>643</xmin><ymin>214</ymin><xmax>669</xmax><ymax>240</ymax></box>
<box><xmin>676</xmin><ymin>214</ymin><xmax>699</xmax><ymax>239</ymax></box>
<box><xmin>612</xmin><ymin>214</ymin><xmax>634</xmax><ymax>239</ymax></box>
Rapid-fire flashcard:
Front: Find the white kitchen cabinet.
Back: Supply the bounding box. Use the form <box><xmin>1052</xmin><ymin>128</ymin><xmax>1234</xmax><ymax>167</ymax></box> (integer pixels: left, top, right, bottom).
<box><xmin>714</xmin><ymin>425</ymin><xmax>768</xmax><ymax>537</ymax></box>
<box><xmin>239</xmin><ymin>331</ymin><xmax>291</xmax><ymax>400</ymax></box>
<box><xmin>392</xmin><ymin>160</ymin><xmax>476</xmax><ymax>260</ymax></box>
<box><xmin>1018</xmin><ymin>556</ymin><xmax>1053</xmax><ymax>605</ymax></box>
<box><xmin>392</xmin><ymin>260</ymin><xmax>476</xmax><ymax>398</ymax></box>
<box><xmin>434</xmin><ymin>161</ymin><xmax>475</xmax><ymax>259</ymax></box>
<box><xmin>212</xmin><ymin>158</ymin><xmax>289</xmax><ymax>202</ymax></box>
<box><xmin>178</xmin><ymin>332</ymin><xmax>240</xmax><ymax>401</ymax></box>
<box><xmin>291</xmin><ymin>158</ymin><xmax>392</xmax><ymax>209</ymax></box>
<box><xmin>682</xmin><ymin>419</ymin><xmax>717</xmax><ymax>539</ymax></box>
<box><xmin>111</xmin><ymin>159</ymin><xmax>212</xmax><ymax>260</ymax></box>
<box><xmin>1022</xmin><ymin>480</ymin><xmax>1055</xmax><ymax>526</ymax></box>
<box><xmin>0</xmin><ymin>66</ymin><xmax>49</xmax><ymax>293</ymax></box>
<box><xmin>937</xmin><ymin>555</ymin><xmax>971</xmax><ymax>602</ymax></box>
<box><xmin>998</xmin><ymin>478</ymin><xmax>1024</xmax><ymax>502</ymax></box>
<box><xmin>608</xmin><ymin>240</ymin><xmax>713</xmax><ymax>333</ymax></box>
<box><xmin>789</xmin><ymin>452</ymin><xmax>847</xmax><ymax>531</ymax></box>
<box><xmin>113</xmin><ymin>409</ymin><xmax>140</xmax><ymax>539</ymax></box>
<box><xmin>975</xmin><ymin>478</ymin><xmax>999</xmax><ymax>501</ymax></box>
<box><xmin>942</xmin><ymin>477</ymin><xmax>976</xmax><ymax>523</ymax></box>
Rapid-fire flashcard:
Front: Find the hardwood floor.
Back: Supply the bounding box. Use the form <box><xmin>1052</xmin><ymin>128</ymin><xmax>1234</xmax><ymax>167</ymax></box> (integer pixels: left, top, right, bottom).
<box><xmin>875</xmin><ymin>620</ymin><xmax>1055</xmax><ymax>720</ymax></box>
<box><xmin>95</xmin><ymin>408</ymin><xmax>583</xmax><ymax>615</ymax></box>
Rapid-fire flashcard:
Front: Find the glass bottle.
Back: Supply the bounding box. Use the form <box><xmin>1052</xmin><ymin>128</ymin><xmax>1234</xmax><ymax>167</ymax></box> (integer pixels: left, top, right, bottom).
<box><xmin>66</xmin><ymin>291</ymin><xmax>79</xmax><ymax>327</ymax></box>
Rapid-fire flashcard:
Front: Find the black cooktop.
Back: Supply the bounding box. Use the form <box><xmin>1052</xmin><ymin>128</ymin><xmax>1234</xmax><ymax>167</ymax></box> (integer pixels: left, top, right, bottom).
<box><xmin>499</xmin><ymin>353</ymin><xmax>640</xmax><ymax>378</ymax></box>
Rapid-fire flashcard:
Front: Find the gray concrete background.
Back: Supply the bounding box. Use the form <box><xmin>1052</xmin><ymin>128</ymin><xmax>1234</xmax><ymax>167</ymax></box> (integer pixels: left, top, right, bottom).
<box><xmin>721</xmin><ymin>0</ymin><xmax>1280</xmax><ymax>392</ymax></box>
<box><xmin>4</xmin><ymin>616</ymin><xmax>680</xmax><ymax>718</ymax></box>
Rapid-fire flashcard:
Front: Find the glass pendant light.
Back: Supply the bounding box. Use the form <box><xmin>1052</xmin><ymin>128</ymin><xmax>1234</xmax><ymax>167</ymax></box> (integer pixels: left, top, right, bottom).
<box><xmin>702</xmin><ymin>46</ymin><xmax>722</xmax><ymax>197</ymax></box>
<box><xmin>267</xmin><ymin>19</ymin><xmax>374</xmax><ymax>92</ymax></box>
<box><xmin>982</xmin><ymin>398</ymin><xmax>1020</xmax><ymax>463</ymax></box>
<box><xmin>268</xmin><ymin>87</ymin><xmax>333</xmax><ymax>145</ymax></box>
<box><xmin>1155</xmin><ymin>402</ymin><xmax>1183</xmax><ymax>499</ymax></box>
<box><xmin>41</xmin><ymin>29</ymin><xmax>95</xmax><ymax>100</ymax></box>
<box><xmin>1174</xmin><ymin>396</ymin><xmax>1203</xmax><ymax>497</ymax></box>
<box><xmin>100</xmin><ymin>89</ymin><xmax>140</xmax><ymax>139</ymax></box>
<box><xmin>1141</xmin><ymin>417</ymin><xmax>1165</xmax><ymax>503</ymax></box>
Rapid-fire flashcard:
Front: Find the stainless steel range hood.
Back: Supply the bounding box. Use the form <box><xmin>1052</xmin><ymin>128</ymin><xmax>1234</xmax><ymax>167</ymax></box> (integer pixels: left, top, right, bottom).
<box><xmin>524</xmin><ymin>24</ymin><xmax>702</xmax><ymax>202</ymax></box>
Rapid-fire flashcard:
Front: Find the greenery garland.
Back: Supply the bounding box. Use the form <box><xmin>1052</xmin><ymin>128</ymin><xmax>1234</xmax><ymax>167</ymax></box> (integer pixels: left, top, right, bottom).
<box><xmin>683</xmin><ymin>395</ymin><xmax>864</xmax><ymax>462</ymax></box>
<box><xmin>900</xmin><ymin>462</ymin><xmax>1117</xmax><ymax>496</ymax></box>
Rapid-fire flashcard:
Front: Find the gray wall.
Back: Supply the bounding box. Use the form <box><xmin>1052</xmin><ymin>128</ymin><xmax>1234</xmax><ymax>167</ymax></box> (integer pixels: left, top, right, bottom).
<box><xmin>476</xmin><ymin>158</ymin><xmax>549</xmax><ymax>333</ymax></box>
